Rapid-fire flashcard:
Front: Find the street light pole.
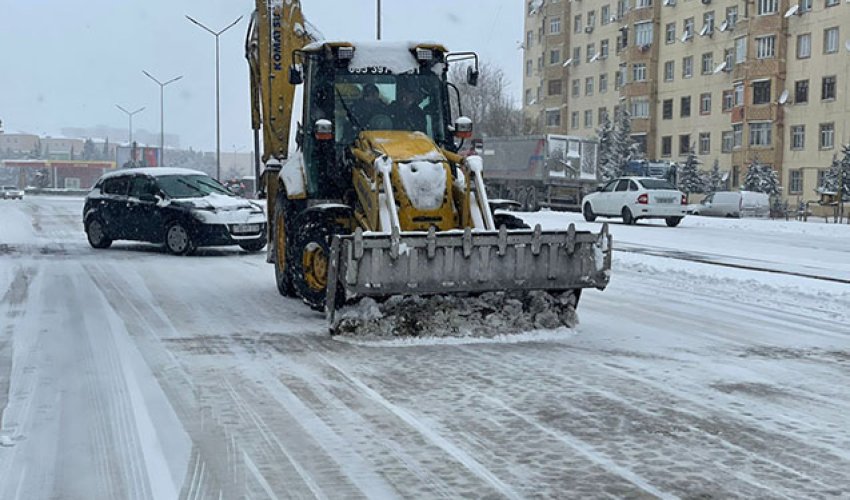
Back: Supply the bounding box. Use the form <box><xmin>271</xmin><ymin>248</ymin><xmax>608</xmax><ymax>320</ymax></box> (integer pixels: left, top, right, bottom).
<box><xmin>115</xmin><ymin>105</ymin><xmax>145</xmax><ymax>145</ymax></box>
<box><xmin>142</xmin><ymin>71</ymin><xmax>182</xmax><ymax>167</ymax></box>
<box><xmin>186</xmin><ymin>14</ymin><xmax>243</xmax><ymax>180</ymax></box>
<box><xmin>377</xmin><ymin>0</ymin><xmax>382</xmax><ymax>40</ymax></box>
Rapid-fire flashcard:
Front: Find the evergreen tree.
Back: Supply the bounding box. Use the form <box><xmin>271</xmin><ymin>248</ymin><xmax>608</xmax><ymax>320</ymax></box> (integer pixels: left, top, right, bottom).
<box><xmin>82</xmin><ymin>138</ymin><xmax>96</xmax><ymax>160</ymax></box>
<box><xmin>677</xmin><ymin>146</ymin><xmax>705</xmax><ymax>201</ymax></box>
<box><xmin>743</xmin><ymin>160</ymin><xmax>781</xmax><ymax>195</ymax></box>
<box><xmin>70</xmin><ymin>145</ymin><xmax>75</xmax><ymax>160</ymax></box>
<box><xmin>706</xmin><ymin>158</ymin><xmax>726</xmax><ymax>194</ymax></box>
<box><xmin>613</xmin><ymin>106</ymin><xmax>633</xmax><ymax>176</ymax></box>
<box><xmin>102</xmin><ymin>138</ymin><xmax>110</xmax><ymax>161</ymax></box>
<box><xmin>820</xmin><ymin>146</ymin><xmax>850</xmax><ymax>201</ymax></box>
<box><xmin>29</xmin><ymin>138</ymin><xmax>42</xmax><ymax>159</ymax></box>
<box><xmin>596</xmin><ymin>114</ymin><xmax>618</xmax><ymax>181</ymax></box>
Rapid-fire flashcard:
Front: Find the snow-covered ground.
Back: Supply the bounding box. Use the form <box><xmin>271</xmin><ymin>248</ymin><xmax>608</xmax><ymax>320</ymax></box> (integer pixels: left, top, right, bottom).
<box><xmin>1</xmin><ymin>197</ymin><xmax>849</xmax><ymax>499</ymax></box>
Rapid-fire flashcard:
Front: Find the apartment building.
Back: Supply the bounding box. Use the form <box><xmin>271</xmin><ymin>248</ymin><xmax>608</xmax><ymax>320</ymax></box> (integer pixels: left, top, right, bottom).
<box><xmin>523</xmin><ymin>0</ymin><xmax>850</xmax><ymax>202</ymax></box>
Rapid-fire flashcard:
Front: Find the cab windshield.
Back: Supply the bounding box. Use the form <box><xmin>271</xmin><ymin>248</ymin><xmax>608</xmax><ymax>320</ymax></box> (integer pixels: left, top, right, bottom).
<box><xmin>157</xmin><ymin>175</ymin><xmax>232</xmax><ymax>199</ymax></box>
<box><xmin>326</xmin><ymin>72</ymin><xmax>447</xmax><ymax>145</ymax></box>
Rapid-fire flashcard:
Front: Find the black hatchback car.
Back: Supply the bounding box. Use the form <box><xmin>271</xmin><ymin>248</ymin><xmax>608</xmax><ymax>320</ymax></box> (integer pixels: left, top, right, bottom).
<box><xmin>83</xmin><ymin>167</ymin><xmax>267</xmax><ymax>255</ymax></box>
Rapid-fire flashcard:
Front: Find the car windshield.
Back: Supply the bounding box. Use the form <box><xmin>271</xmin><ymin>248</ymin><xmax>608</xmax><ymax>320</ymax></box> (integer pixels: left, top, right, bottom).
<box><xmin>639</xmin><ymin>179</ymin><xmax>677</xmax><ymax>190</ymax></box>
<box><xmin>2</xmin><ymin>186</ymin><xmax>17</xmax><ymax>190</ymax></box>
<box><xmin>156</xmin><ymin>175</ymin><xmax>233</xmax><ymax>199</ymax></box>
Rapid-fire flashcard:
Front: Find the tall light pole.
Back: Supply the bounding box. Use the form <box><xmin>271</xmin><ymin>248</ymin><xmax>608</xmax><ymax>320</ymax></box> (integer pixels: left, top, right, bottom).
<box><xmin>115</xmin><ymin>105</ymin><xmax>145</xmax><ymax>145</ymax></box>
<box><xmin>142</xmin><ymin>70</ymin><xmax>182</xmax><ymax>167</ymax></box>
<box><xmin>186</xmin><ymin>14</ymin><xmax>243</xmax><ymax>180</ymax></box>
<box><xmin>377</xmin><ymin>0</ymin><xmax>382</xmax><ymax>40</ymax></box>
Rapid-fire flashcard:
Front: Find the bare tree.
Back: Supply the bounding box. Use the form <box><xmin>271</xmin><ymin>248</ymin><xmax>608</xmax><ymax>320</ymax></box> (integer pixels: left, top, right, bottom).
<box><xmin>448</xmin><ymin>61</ymin><xmax>523</xmax><ymax>138</ymax></box>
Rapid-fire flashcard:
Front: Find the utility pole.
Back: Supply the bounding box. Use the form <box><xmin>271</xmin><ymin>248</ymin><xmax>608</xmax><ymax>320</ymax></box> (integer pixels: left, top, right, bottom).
<box><xmin>115</xmin><ymin>105</ymin><xmax>145</xmax><ymax>145</ymax></box>
<box><xmin>377</xmin><ymin>0</ymin><xmax>382</xmax><ymax>40</ymax></box>
<box><xmin>142</xmin><ymin>71</ymin><xmax>182</xmax><ymax>167</ymax></box>
<box><xmin>186</xmin><ymin>14</ymin><xmax>243</xmax><ymax>180</ymax></box>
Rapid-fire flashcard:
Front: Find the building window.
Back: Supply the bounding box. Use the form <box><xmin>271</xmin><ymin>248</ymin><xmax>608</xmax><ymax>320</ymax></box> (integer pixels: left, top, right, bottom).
<box><xmin>600</xmin><ymin>39</ymin><xmax>610</xmax><ymax>58</ymax></box>
<box><xmin>632</xmin><ymin>63</ymin><xmax>647</xmax><ymax>82</ymax></box>
<box><xmin>631</xmin><ymin>98</ymin><xmax>650</xmax><ymax>118</ymax></box>
<box><xmin>757</xmin><ymin>0</ymin><xmax>778</xmax><ymax>15</ymax></box>
<box><xmin>791</xmin><ymin>125</ymin><xmax>805</xmax><ymax>150</ymax></box>
<box><xmin>732</xmin><ymin>165</ymin><xmax>740</xmax><ymax>187</ymax></box>
<box><xmin>615</xmin><ymin>71</ymin><xmax>622</xmax><ymax>90</ymax></box>
<box><xmin>683</xmin><ymin>18</ymin><xmax>694</xmax><ymax>39</ymax></box>
<box><xmin>550</xmin><ymin>49</ymin><xmax>561</xmax><ymax>65</ymax></box>
<box><xmin>722</xmin><ymin>131</ymin><xmax>734</xmax><ymax>152</ymax></box>
<box><xmin>571</xmin><ymin>111</ymin><xmax>580</xmax><ymax>129</ymax></box>
<box><xmin>584</xmin><ymin>110</ymin><xmax>594</xmax><ymax>128</ymax></box>
<box><xmin>526</xmin><ymin>31</ymin><xmax>533</xmax><ymax>50</ymax></box>
<box><xmin>664</xmin><ymin>61</ymin><xmax>674</xmax><ymax>82</ymax></box>
<box><xmin>598</xmin><ymin>107</ymin><xmax>608</xmax><ymax>124</ymax></box>
<box><xmin>662</xmin><ymin>99</ymin><xmax>673</xmax><ymax>119</ymax></box>
<box><xmin>699</xmin><ymin>133</ymin><xmax>711</xmax><ymax>155</ymax></box>
<box><xmin>822</xmin><ymin>76</ymin><xmax>836</xmax><ymax>100</ymax></box>
<box><xmin>700</xmin><ymin>93</ymin><xmax>712</xmax><ymax>114</ymax></box>
<box><xmin>818</xmin><ymin>169</ymin><xmax>826</xmax><ymax>188</ymax></box>
<box><xmin>756</xmin><ymin>36</ymin><xmax>776</xmax><ymax>59</ymax></box>
<box><xmin>795</xmin><ymin>80</ymin><xmax>809</xmax><ymax>103</ymax></box>
<box><xmin>789</xmin><ymin>170</ymin><xmax>803</xmax><ymax>194</ymax></box>
<box><xmin>602</xmin><ymin>5</ymin><xmax>611</xmax><ymax>24</ymax></box>
<box><xmin>548</xmin><ymin>79</ymin><xmax>563</xmax><ymax>96</ymax></box>
<box><xmin>637</xmin><ymin>0</ymin><xmax>652</xmax><ymax>8</ymax></box>
<box><xmin>701</xmin><ymin>53</ymin><xmax>713</xmax><ymax>74</ymax></box>
<box><xmin>797</xmin><ymin>34</ymin><xmax>811</xmax><ymax>59</ymax></box>
<box><xmin>550</xmin><ymin>17</ymin><xmax>561</xmax><ymax>34</ymax></box>
<box><xmin>800</xmin><ymin>0</ymin><xmax>812</xmax><ymax>11</ymax></box>
<box><xmin>679</xmin><ymin>134</ymin><xmax>691</xmax><ymax>155</ymax></box>
<box><xmin>702</xmin><ymin>11</ymin><xmax>715</xmax><ymax>35</ymax></box>
<box><xmin>526</xmin><ymin>60</ymin><xmax>532</xmax><ymax>76</ymax></box>
<box><xmin>635</xmin><ymin>22</ymin><xmax>653</xmax><ymax>46</ymax></box>
<box><xmin>753</xmin><ymin>80</ymin><xmax>771</xmax><ymax>105</ymax></box>
<box><xmin>586</xmin><ymin>43</ymin><xmax>596</xmax><ymax>62</ymax></box>
<box><xmin>824</xmin><ymin>27</ymin><xmax>839</xmax><ymax>54</ymax></box>
<box><xmin>682</xmin><ymin>56</ymin><xmax>693</xmax><ymax>79</ymax></box>
<box><xmin>665</xmin><ymin>23</ymin><xmax>676</xmax><ymax>44</ymax></box>
<box><xmin>724</xmin><ymin>48</ymin><xmax>734</xmax><ymax>69</ymax></box>
<box><xmin>735</xmin><ymin>37</ymin><xmax>747</xmax><ymax>64</ymax></box>
<box><xmin>661</xmin><ymin>136</ymin><xmax>672</xmax><ymax>157</ymax></box>
<box><xmin>572</xmin><ymin>79</ymin><xmax>580</xmax><ymax>97</ymax></box>
<box><xmin>749</xmin><ymin>122</ymin><xmax>772</xmax><ymax>146</ymax></box>
<box><xmin>525</xmin><ymin>89</ymin><xmax>533</xmax><ymax>105</ymax></box>
<box><xmin>680</xmin><ymin>96</ymin><xmax>691</xmax><ymax>117</ymax></box>
<box><xmin>585</xmin><ymin>77</ymin><xmax>594</xmax><ymax>95</ymax></box>
<box><xmin>588</xmin><ymin>11</ymin><xmax>597</xmax><ymax>27</ymax></box>
<box><xmin>600</xmin><ymin>73</ymin><xmax>608</xmax><ymax>93</ymax></box>
<box><xmin>538</xmin><ymin>56</ymin><xmax>543</xmax><ymax>70</ymax></box>
<box><xmin>826</xmin><ymin>0</ymin><xmax>839</xmax><ymax>6</ymax></box>
<box><xmin>733</xmin><ymin>124</ymin><xmax>743</xmax><ymax>148</ymax></box>
<box><xmin>820</xmin><ymin>122</ymin><xmax>835</xmax><ymax>149</ymax></box>
<box><xmin>573</xmin><ymin>47</ymin><xmax>581</xmax><ymax>66</ymax></box>
<box><xmin>726</xmin><ymin>6</ymin><xmax>739</xmax><ymax>26</ymax></box>
<box><xmin>546</xmin><ymin>110</ymin><xmax>561</xmax><ymax>127</ymax></box>
<box><xmin>574</xmin><ymin>15</ymin><xmax>582</xmax><ymax>33</ymax></box>
<box><xmin>734</xmin><ymin>82</ymin><xmax>745</xmax><ymax>106</ymax></box>
<box><xmin>722</xmin><ymin>90</ymin><xmax>734</xmax><ymax>111</ymax></box>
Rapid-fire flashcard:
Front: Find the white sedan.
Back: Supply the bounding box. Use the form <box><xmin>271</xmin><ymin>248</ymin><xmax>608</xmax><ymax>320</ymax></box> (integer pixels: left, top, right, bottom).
<box><xmin>582</xmin><ymin>177</ymin><xmax>687</xmax><ymax>227</ymax></box>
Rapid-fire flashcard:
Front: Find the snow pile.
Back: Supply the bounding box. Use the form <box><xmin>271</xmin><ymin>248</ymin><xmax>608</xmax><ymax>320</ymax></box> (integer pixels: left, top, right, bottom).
<box><xmin>348</xmin><ymin>41</ymin><xmax>421</xmax><ymax>74</ymax></box>
<box><xmin>332</xmin><ymin>290</ymin><xmax>580</xmax><ymax>340</ymax></box>
<box><xmin>396</xmin><ymin>161</ymin><xmax>446</xmax><ymax>210</ymax></box>
<box><xmin>277</xmin><ymin>154</ymin><xmax>306</xmax><ymax>197</ymax></box>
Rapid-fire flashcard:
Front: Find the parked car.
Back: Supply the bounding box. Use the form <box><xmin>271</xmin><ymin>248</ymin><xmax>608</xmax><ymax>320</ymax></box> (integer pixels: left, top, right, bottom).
<box><xmin>1</xmin><ymin>185</ymin><xmax>24</xmax><ymax>200</ymax></box>
<box><xmin>83</xmin><ymin>167</ymin><xmax>267</xmax><ymax>255</ymax></box>
<box><xmin>690</xmin><ymin>191</ymin><xmax>770</xmax><ymax>218</ymax></box>
<box><xmin>582</xmin><ymin>177</ymin><xmax>687</xmax><ymax>227</ymax></box>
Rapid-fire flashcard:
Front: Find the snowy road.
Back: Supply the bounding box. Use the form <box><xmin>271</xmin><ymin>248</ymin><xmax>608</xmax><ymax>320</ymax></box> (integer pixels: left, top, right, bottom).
<box><xmin>1</xmin><ymin>196</ymin><xmax>849</xmax><ymax>499</ymax></box>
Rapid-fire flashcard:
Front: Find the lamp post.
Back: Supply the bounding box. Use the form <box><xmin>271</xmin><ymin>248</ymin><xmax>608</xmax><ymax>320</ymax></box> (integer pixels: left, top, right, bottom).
<box><xmin>186</xmin><ymin>14</ymin><xmax>243</xmax><ymax>180</ymax></box>
<box><xmin>377</xmin><ymin>0</ymin><xmax>382</xmax><ymax>40</ymax></box>
<box><xmin>142</xmin><ymin>71</ymin><xmax>182</xmax><ymax>167</ymax></box>
<box><xmin>115</xmin><ymin>105</ymin><xmax>145</xmax><ymax>145</ymax></box>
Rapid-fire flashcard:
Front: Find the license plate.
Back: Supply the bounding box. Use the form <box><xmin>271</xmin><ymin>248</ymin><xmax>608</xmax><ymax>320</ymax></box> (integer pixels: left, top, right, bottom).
<box><xmin>656</xmin><ymin>197</ymin><xmax>675</xmax><ymax>204</ymax></box>
<box><xmin>232</xmin><ymin>223</ymin><xmax>260</xmax><ymax>234</ymax></box>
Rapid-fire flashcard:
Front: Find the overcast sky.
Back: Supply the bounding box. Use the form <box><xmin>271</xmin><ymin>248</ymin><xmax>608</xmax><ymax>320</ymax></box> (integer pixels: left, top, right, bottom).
<box><xmin>0</xmin><ymin>0</ymin><xmax>523</xmax><ymax>152</ymax></box>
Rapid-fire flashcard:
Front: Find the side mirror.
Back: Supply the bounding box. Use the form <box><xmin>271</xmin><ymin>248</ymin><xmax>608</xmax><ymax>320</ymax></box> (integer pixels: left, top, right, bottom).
<box><xmin>454</xmin><ymin>116</ymin><xmax>473</xmax><ymax>139</ymax></box>
<box><xmin>314</xmin><ymin>119</ymin><xmax>333</xmax><ymax>141</ymax></box>
<box><xmin>466</xmin><ymin>66</ymin><xmax>479</xmax><ymax>87</ymax></box>
<box><xmin>289</xmin><ymin>64</ymin><xmax>303</xmax><ymax>85</ymax></box>
<box><xmin>596</xmin><ymin>186</ymin><xmax>604</xmax><ymax>192</ymax></box>
<box><xmin>139</xmin><ymin>193</ymin><xmax>157</xmax><ymax>203</ymax></box>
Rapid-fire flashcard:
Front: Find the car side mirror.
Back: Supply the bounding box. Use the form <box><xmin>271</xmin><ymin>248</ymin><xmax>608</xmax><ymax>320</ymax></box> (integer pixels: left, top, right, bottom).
<box><xmin>139</xmin><ymin>194</ymin><xmax>157</xmax><ymax>203</ymax></box>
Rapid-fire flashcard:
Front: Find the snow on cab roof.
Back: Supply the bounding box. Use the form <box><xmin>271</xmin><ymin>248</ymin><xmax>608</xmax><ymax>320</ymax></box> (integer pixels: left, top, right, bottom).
<box><xmin>100</xmin><ymin>167</ymin><xmax>207</xmax><ymax>179</ymax></box>
<box><xmin>302</xmin><ymin>41</ymin><xmax>447</xmax><ymax>75</ymax></box>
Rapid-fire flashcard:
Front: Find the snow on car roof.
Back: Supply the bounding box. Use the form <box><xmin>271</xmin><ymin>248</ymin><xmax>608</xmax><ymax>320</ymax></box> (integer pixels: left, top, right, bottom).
<box><xmin>100</xmin><ymin>167</ymin><xmax>207</xmax><ymax>179</ymax></box>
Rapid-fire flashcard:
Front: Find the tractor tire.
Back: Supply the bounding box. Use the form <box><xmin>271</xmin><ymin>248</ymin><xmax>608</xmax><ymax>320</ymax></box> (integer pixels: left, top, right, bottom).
<box><xmin>272</xmin><ymin>193</ymin><xmax>300</xmax><ymax>297</ymax></box>
<box><xmin>291</xmin><ymin>214</ymin><xmax>347</xmax><ymax>312</ymax></box>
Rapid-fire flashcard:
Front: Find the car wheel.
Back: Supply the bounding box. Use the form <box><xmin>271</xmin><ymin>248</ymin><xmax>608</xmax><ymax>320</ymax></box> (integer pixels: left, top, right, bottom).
<box><xmin>239</xmin><ymin>237</ymin><xmax>267</xmax><ymax>252</ymax></box>
<box><xmin>291</xmin><ymin>214</ymin><xmax>347</xmax><ymax>312</ymax></box>
<box><xmin>86</xmin><ymin>218</ymin><xmax>112</xmax><ymax>249</ymax></box>
<box><xmin>665</xmin><ymin>216</ymin><xmax>683</xmax><ymax>227</ymax></box>
<box><xmin>622</xmin><ymin>207</ymin><xmax>635</xmax><ymax>225</ymax></box>
<box><xmin>165</xmin><ymin>221</ymin><xmax>195</xmax><ymax>256</ymax></box>
<box><xmin>493</xmin><ymin>213</ymin><xmax>530</xmax><ymax>229</ymax></box>
<box><xmin>583</xmin><ymin>203</ymin><xmax>597</xmax><ymax>222</ymax></box>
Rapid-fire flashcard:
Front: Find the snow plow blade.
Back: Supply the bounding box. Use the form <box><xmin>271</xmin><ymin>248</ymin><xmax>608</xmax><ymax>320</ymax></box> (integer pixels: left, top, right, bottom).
<box><xmin>326</xmin><ymin>222</ymin><xmax>612</xmax><ymax>327</ymax></box>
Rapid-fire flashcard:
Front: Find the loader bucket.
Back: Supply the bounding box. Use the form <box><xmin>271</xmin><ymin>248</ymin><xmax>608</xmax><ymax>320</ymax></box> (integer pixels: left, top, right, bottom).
<box><xmin>325</xmin><ymin>223</ymin><xmax>612</xmax><ymax>327</ymax></box>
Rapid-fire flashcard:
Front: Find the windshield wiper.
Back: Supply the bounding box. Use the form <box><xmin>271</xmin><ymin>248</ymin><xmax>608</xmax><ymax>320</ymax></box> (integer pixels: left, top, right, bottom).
<box><xmin>175</xmin><ymin>178</ymin><xmax>205</xmax><ymax>195</ymax></box>
<box><xmin>335</xmin><ymin>87</ymin><xmax>362</xmax><ymax>132</ymax></box>
<box><xmin>196</xmin><ymin>179</ymin><xmax>231</xmax><ymax>195</ymax></box>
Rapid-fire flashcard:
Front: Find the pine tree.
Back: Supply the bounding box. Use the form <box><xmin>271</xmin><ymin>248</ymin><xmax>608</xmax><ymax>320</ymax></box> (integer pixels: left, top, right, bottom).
<box><xmin>29</xmin><ymin>138</ymin><xmax>42</xmax><ymax>159</ymax></box>
<box><xmin>677</xmin><ymin>146</ymin><xmax>705</xmax><ymax>201</ymax></box>
<box><xmin>706</xmin><ymin>158</ymin><xmax>726</xmax><ymax>194</ymax></box>
<box><xmin>596</xmin><ymin>114</ymin><xmax>618</xmax><ymax>181</ymax></box>
<box><xmin>613</xmin><ymin>106</ymin><xmax>633</xmax><ymax>177</ymax></box>
<box><xmin>101</xmin><ymin>137</ymin><xmax>110</xmax><ymax>161</ymax></box>
<box><xmin>743</xmin><ymin>160</ymin><xmax>781</xmax><ymax>195</ymax></box>
<box><xmin>82</xmin><ymin>138</ymin><xmax>96</xmax><ymax>160</ymax></box>
<box><xmin>821</xmin><ymin>146</ymin><xmax>850</xmax><ymax>200</ymax></box>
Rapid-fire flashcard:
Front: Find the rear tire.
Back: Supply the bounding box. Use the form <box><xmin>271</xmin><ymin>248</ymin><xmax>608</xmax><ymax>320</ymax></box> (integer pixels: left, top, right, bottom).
<box><xmin>665</xmin><ymin>216</ymin><xmax>683</xmax><ymax>227</ymax></box>
<box><xmin>291</xmin><ymin>214</ymin><xmax>347</xmax><ymax>312</ymax></box>
<box><xmin>273</xmin><ymin>192</ymin><xmax>298</xmax><ymax>297</ymax></box>
<box><xmin>86</xmin><ymin>218</ymin><xmax>112</xmax><ymax>249</ymax></box>
<box><xmin>583</xmin><ymin>203</ymin><xmax>597</xmax><ymax>222</ymax></box>
<box><xmin>165</xmin><ymin>221</ymin><xmax>195</xmax><ymax>255</ymax></box>
<box><xmin>622</xmin><ymin>207</ymin><xmax>635</xmax><ymax>225</ymax></box>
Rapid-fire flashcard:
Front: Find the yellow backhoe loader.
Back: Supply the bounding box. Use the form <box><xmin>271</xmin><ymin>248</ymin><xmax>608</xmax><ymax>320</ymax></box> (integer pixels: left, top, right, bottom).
<box><xmin>246</xmin><ymin>1</ymin><xmax>611</xmax><ymax>334</ymax></box>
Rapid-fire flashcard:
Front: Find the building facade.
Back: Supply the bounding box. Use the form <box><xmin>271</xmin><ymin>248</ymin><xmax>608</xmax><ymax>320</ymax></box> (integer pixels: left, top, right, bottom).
<box><xmin>523</xmin><ymin>0</ymin><xmax>850</xmax><ymax>202</ymax></box>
